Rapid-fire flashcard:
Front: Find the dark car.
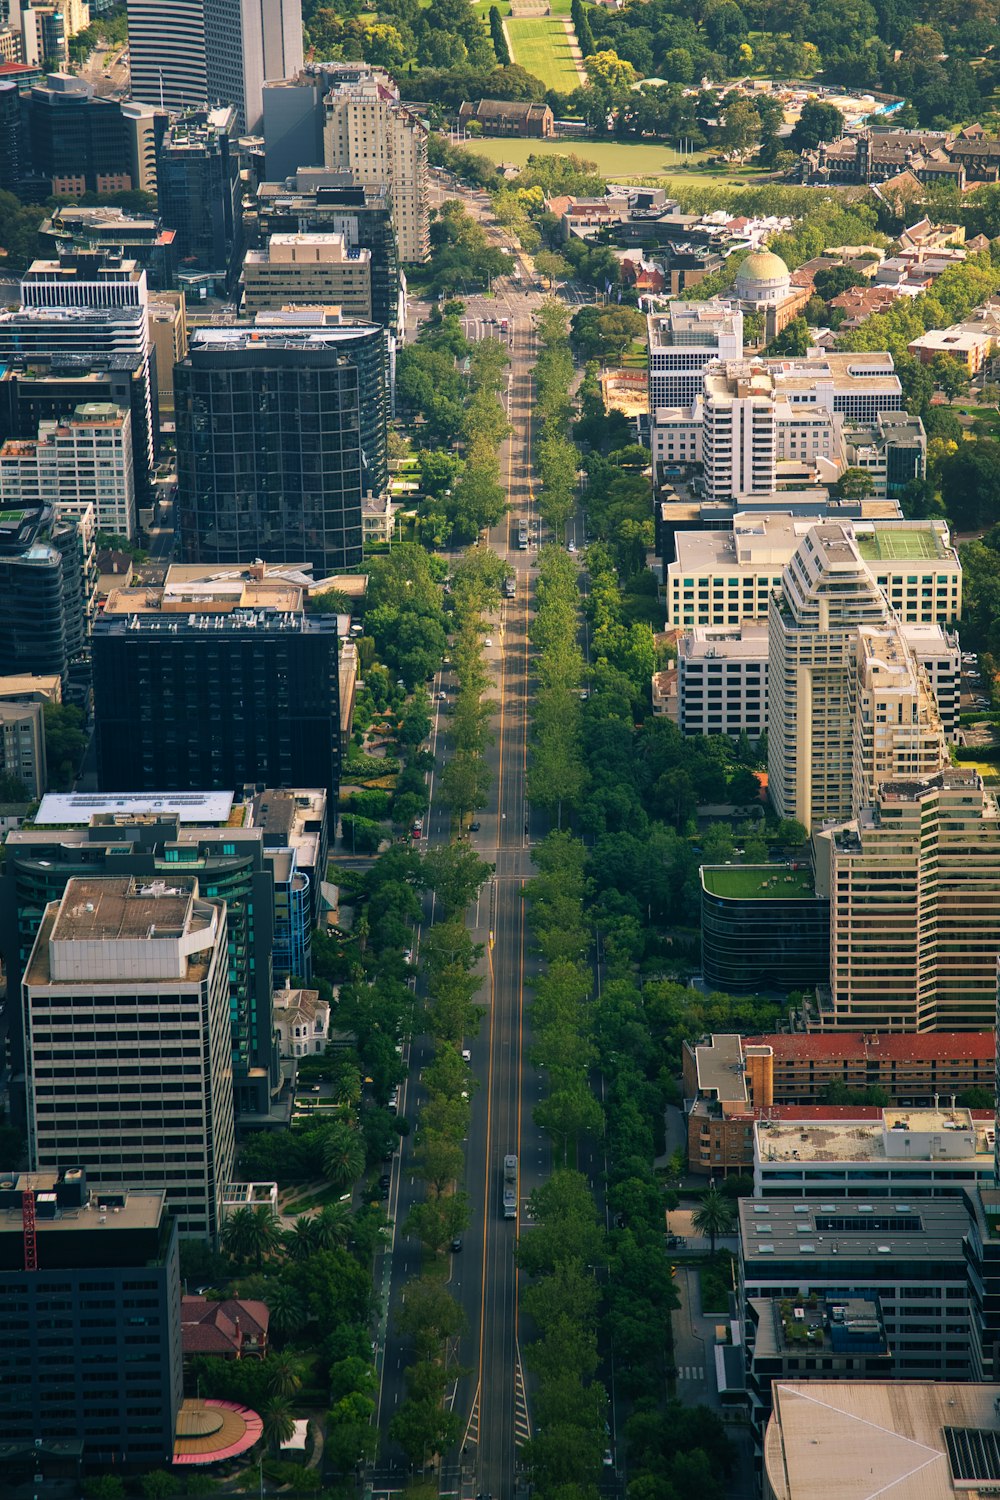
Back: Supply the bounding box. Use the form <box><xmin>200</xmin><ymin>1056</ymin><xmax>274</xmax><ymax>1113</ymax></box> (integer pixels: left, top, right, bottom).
<box><xmin>469</xmin><ymin>820</ymin><xmax>481</xmax><ymax>832</ymax></box>
<box><xmin>378</xmin><ymin>1174</ymin><xmax>391</xmax><ymax>1200</ymax></box>
<box><xmin>451</xmin><ymin>1235</ymin><xmax>463</xmax><ymax>1253</ymax></box>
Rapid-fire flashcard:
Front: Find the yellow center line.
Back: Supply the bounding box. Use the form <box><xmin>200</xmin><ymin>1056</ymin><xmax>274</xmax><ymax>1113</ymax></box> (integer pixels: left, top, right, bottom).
<box><xmin>476</xmin><ymin>932</ymin><xmax>497</xmax><ymax>1426</ymax></box>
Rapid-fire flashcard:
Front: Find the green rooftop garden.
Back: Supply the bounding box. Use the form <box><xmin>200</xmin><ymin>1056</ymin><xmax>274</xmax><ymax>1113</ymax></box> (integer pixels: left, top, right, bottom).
<box><xmin>702</xmin><ymin>864</ymin><xmax>817</xmax><ymax>899</ymax></box>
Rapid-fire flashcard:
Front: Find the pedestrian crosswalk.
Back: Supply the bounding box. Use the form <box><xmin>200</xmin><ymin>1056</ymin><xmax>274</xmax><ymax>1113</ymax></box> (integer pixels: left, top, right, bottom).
<box><xmin>678</xmin><ymin>1365</ymin><xmax>705</xmax><ymax>1382</ymax></box>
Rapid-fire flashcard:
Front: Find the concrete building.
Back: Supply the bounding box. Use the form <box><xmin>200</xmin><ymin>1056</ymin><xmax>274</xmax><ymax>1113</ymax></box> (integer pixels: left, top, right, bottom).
<box><xmin>23</xmin><ymin>876</ymin><xmax>235</xmax><ymax>1240</ymax></box>
<box><xmin>0</xmin><ymin>796</ymin><xmax>280</xmax><ymax>1121</ymax></box>
<box><xmin>175</xmin><ymin>322</ymin><xmax>389</xmax><ymax>577</ymax></box>
<box><xmin>746</xmin><ymin>1295</ymin><xmax>891</xmax><ymax>1443</ymax></box>
<box><xmin>320</xmin><ymin>66</ymin><xmax>428</xmax><ymax>263</ymax></box>
<box><xmin>40</xmin><ymin>206</ymin><xmax>176</xmax><ymax>292</ymax></box>
<box><xmin>0</xmin><ymin>352</ymin><xmax>156</xmax><ymax>512</ymax></box>
<box><xmin>768</xmin><ymin>524</ymin><xmax>898</xmax><ymax>834</ymax></box>
<box><xmin>909</xmin><ymin>322</ymin><xmax>998</xmax><ymax>373</ymax></box>
<box><xmin>202</xmin><ymin>0</ymin><xmax>303</xmax><ymax>131</ymax></box>
<box><xmin>739</xmin><ymin>1196</ymin><xmax>973</xmax><ymax>1379</ymax></box>
<box><xmin>22</xmin><ymin>73</ymin><xmax>147</xmax><ymax>196</ymax></box>
<box><xmin>252</xmin><ymin>785</ymin><xmax>328</xmax><ymax>931</ymax></box>
<box><xmin>849</xmin><ymin>624</ymin><xmax>949</xmax><ymax>816</ymax></box>
<box><xmin>646</xmin><ymin>298</ymin><xmax>743</xmax><ymax>410</ymax></box>
<box><xmin>666</xmin><ymin>515</ymin><xmax>961</xmax><ymax>630</ymax></box>
<box><xmin>762</xmin><ymin>1382</ymin><xmax>1000</xmax><ymax>1500</ymax></box>
<box><xmin>243</xmin><ymin>232</ymin><xmax>373</xmax><ymax>320</ymax></box>
<box><xmin>0</xmin><ymin>672</ymin><xmax>61</xmax><ymax>703</ymax></box>
<box><xmin>147</xmin><ymin>292</ymin><xmax>187</xmax><ymax>423</ymax></box>
<box><xmin>92</xmin><ymin>566</ymin><xmax>341</xmax><ymax>800</ymax></box>
<box><xmin>753</xmin><ymin>1105</ymin><xmax>996</xmax><ymax>1198</ymax></box>
<box><xmin>0</xmin><ymin>402</ymin><xmax>137</xmax><ymax>539</ymax></box>
<box><xmin>842</xmin><ymin>412</ymin><xmax>927</xmax><ymax>499</ymax></box>
<box><xmin>684</xmin><ymin>1030</ymin><xmax>807</xmax><ymax>1177</ymax></box>
<box><xmin>0</xmin><ymin>696</ymin><xmax>45</xmax><ymax>798</ymax></box>
<box><xmin>734</xmin><ymin>249</ymin><xmax>792</xmax><ymax>309</ymax></box>
<box><xmin>0</xmin><ymin>1168</ymin><xmax>183</xmax><ymax>1466</ymax></box>
<box><xmin>814</xmin><ymin>769</ymin><xmax>1000</xmax><ymax>1031</ymax></box>
<box><xmin>253</xmin><ymin>170</ymin><xmax>402</xmax><ymax>336</ymax></box>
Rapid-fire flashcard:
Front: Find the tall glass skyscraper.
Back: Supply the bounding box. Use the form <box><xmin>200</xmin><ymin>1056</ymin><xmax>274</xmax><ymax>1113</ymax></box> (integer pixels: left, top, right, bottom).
<box><xmin>174</xmin><ymin>321</ymin><xmax>389</xmax><ymax>575</ymax></box>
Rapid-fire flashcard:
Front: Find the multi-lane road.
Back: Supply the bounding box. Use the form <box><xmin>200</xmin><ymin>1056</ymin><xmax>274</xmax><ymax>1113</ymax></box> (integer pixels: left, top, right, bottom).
<box><xmin>371</xmin><ymin>296</ymin><xmax>551</xmax><ymax>1500</ymax></box>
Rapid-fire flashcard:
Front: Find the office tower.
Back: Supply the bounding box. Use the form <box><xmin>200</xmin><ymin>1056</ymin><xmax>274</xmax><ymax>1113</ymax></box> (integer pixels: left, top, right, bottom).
<box><xmin>24</xmin><ymin>72</ymin><xmax>138</xmax><ymax>196</ymax></box>
<box><xmin>203</xmin><ymin>0</ymin><xmax>302</xmax><ymax>131</ymax></box>
<box><xmin>849</xmin><ymin>624</ymin><xmax>948</xmax><ymax>815</ymax></box>
<box><xmin>0</xmin><ymin>78</ymin><xmax>23</xmax><ymax>191</ymax></box>
<box><xmin>23</xmin><ymin>874</ymin><xmax>235</xmax><ymax>1239</ymax></box>
<box><xmin>0</xmin><ymin>797</ymin><xmax>278</xmax><ymax>1118</ymax></box>
<box><xmin>156</xmin><ymin>106</ymin><xmax>244</xmax><ymax>293</ymax></box>
<box><xmin>252</xmin><ymin>785</ymin><xmax>328</xmax><ymax>932</ymax></box>
<box><xmin>321</xmin><ymin>68</ymin><xmax>429</xmax><ymax>263</ymax></box>
<box><xmin>0</xmin><ymin>697</ymin><xmax>45</xmax><ymax>797</ymax></box>
<box><xmin>647</xmin><ymin>298</ymin><xmax>743</xmax><ymax>409</ymax></box>
<box><xmin>0</xmin><ymin>402</ymin><xmax>137</xmax><ymax>538</ymax></box>
<box><xmin>842</xmin><ymin>411</ymin><xmax>927</xmax><ymax>500</ymax></box>
<box><xmin>243</xmin><ymin>232</ymin><xmax>373</xmax><ymax>321</ymax></box>
<box><xmin>0</xmin><ymin>352</ymin><xmax>155</xmax><ymax>510</ymax></box>
<box><xmin>147</xmin><ymin>293</ymin><xmax>188</xmax><ymax>420</ymax></box>
<box><xmin>254</xmin><ymin>170</ymin><xmax>402</xmax><ymax>335</ymax></box>
<box><xmin>125</xmin><ymin>0</ymin><xmax>208</xmax><ymax>112</ymax></box>
<box><xmin>767</xmin><ymin>522</ymin><xmax>891</xmax><ymax>833</ymax></box>
<box><xmin>0</xmin><ymin>503</ymin><xmax>89</xmax><ymax>684</ymax></box>
<box><xmin>16</xmin><ymin>2</ymin><xmax>66</xmax><ymax>66</ymax></box>
<box><xmin>92</xmin><ymin>565</ymin><xmax>341</xmax><ymax>799</ymax></box>
<box><xmin>175</xmin><ymin>321</ymin><xmax>389</xmax><ymax>575</ymax></box>
<box><xmin>813</xmin><ymin>769</ymin><xmax>1000</xmax><ymax>1030</ymax></box>
<box><xmin>40</xmin><ymin>204</ymin><xmax>176</xmax><ymax>290</ymax></box>
<box><xmin>0</xmin><ymin>1169</ymin><xmax>183</xmax><ymax>1463</ymax></box>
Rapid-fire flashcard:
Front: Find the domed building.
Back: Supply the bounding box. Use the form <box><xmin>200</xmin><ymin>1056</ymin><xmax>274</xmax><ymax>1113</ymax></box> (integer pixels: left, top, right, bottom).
<box><xmin>734</xmin><ymin>249</ymin><xmax>791</xmax><ymax>310</ymax></box>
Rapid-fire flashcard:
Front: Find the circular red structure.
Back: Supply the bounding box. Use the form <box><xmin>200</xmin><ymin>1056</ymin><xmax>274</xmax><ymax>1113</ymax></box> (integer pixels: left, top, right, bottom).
<box><xmin>172</xmin><ymin>1398</ymin><xmax>264</xmax><ymax>1465</ymax></box>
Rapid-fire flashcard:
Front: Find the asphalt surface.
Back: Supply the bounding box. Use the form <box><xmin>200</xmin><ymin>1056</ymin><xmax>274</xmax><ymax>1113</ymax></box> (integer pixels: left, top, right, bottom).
<box><xmin>371</xmin><ymin>298</ymin><xmax>548</xmax><ymax>1500</ymax></box>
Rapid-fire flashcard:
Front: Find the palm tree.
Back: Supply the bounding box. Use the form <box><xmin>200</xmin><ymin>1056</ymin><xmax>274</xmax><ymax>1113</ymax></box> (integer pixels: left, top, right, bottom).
<box><xmin>284</xmin><ymin>1215</ymin><xmax>317</xmax><ymax>1262</ymax></box>
<box><xmin>312</xmin><ymin>1201</ymin><xmax>352</xmax><ymax>1250</ymax></box>
<box><xmin>261</xmin><ymin>1395</ymin><xmax>296</xmax><ymax>1456</ymax></box>
<box><xmin>321</xmin><ymin>1121</ymin><xmax>366</xmax><ymax>1190</ymax></box>
<box><xmin>265</xmin><ymin>1278</ymin><xmax>308</xmax><ymax>1339</ymax></box>
<box><xmin>691</xmin><ymin>1183</ymin><xmax>737</xmax><ymax>1257</ymax></box>
<box><xmin>265</xmin><ymin>1350</ymin><xmax>303</xmax><ymax>1401</ymax></box>
<box><xmin>222</xmin><ymin>1204</ymin><xmax>283</xmax><ymax>1271</ymax></box>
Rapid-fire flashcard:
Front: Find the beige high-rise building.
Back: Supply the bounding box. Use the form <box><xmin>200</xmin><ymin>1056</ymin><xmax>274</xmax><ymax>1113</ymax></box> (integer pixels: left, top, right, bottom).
<box><xmin>322</xmin><ymin>71</ymin><xmax>429</xmax><ymax>264</ymax></box>
<box><xmin>814</xmin><ymin>770</ymin><xmax>1000</xmax><ymax>1031</ymax></box>
<box><xmin>148</xmin><ymin>292</ymin><xmax>188</xmax><ymax>421</ymax></box>
<box><xmin>768</xmin><ymin>523</ymin><xmax>891</xmax><ymax>833</ymax></box>
<box><xmin>0</xmin><ymin>403</ymin><xmax>136</xmax><ymax>539</ymax></box>
<box><xmin>849</xmin><ymin>624</ymin><xmax>949</xmax><ymax>816</ymax></box>
<box><xmin>23</xmin><ymin>874</ymin><xmax>235</xmax><ymax>1241</ymax></box>
<box><xmin>243</xmin><ymin>233</ymin><xmax>372</xmax><ymax>320</ymax></box>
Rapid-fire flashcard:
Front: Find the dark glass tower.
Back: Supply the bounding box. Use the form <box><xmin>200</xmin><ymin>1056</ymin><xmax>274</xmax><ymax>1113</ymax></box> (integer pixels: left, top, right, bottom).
<box><xmin>0</xmin><ymin>505</ymin><xmax>87</xmax><ymax>684</ymax></box>
<box><xmin>174</xmin><ymin>322</ymin><xmax>389</xmax><ymax>574</ymax></box>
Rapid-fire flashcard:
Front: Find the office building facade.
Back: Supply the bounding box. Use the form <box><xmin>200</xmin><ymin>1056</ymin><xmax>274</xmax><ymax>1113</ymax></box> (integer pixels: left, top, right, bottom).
<box><xmin>0</xmin><ymin>802</ymin><xmax>277</xmax><ymax>1118</ymax></box>
<box><xmin>175</xmin><ymin>323</ymin><xmax>388</xmax><ymax>575</ymax></box>
<box><xmin>0</xmin><ymin>696</ymin><xmax>46</xmax><ymax>798</ymax></box>
<box><xmin>0</xmin><ymin>503</ymin><xmax>88</xmax><ymax>685</ymax></box>
<box><xmin>0</xmin><ymin>402</ymin><xmax>137</xmax><ymax>539</ymax></box>
<box><xmin>156</xmin><ymin>106</ymin><xmax>244</xmax><ymax>293</ymax></box>
<box><xmin>243</xmin><ymin>231</ymin><xmax>373</xmax><ymax>320</ymax></box>
<box><xmin>700</xmin><ymin>864</ymin><xmax>830</xmax><ymax>994</ymax></box>
<box><xmin>125</xmin><ymin>0</ymin><xmax>208</xmax><ymax>112</ymax></box>
<box><xmin>647</xmin><ymin>298</ymin><xmax>744</xmax><ymax>409</ymax></box>
<box><xmin>92</xmin><ymin>567</ymin><xmax>341</xmax><ymax>800</ymax></box>
<box><xmin>23</xmin><ymin>875</ymin><xmax>235</xmax><ymax>1240</ymax></box>
<box><xmin>0</xmin><ymin>1169</ymin><xmax>183</xmax><ymax>1465</ymax></box>
<box><xmin>202</xmin><ymin>0</ymin><xmax>302</xmax><ymax>131</ymax></box>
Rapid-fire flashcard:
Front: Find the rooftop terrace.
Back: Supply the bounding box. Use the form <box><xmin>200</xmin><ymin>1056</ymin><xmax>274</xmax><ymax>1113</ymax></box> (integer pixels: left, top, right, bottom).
<box><xmin>856</xmin><ymin>526</ymin><xmax>945</xmax><ymax>561</ymax></box>
<box><xmin>702</xmin><ymin>864</ymin><xmax>817</xmax><ymax>899</ymax></box>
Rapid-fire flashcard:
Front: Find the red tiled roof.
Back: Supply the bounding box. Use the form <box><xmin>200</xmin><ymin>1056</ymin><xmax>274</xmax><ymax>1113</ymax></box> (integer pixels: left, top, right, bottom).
<box><xmin>181</xmin><ymin>1296</ymin><xmax>269</xmax><ymax>1356</ymax></box>
<box><xmin>744</xmin><ymin>1031</ymin><xmax>994</xmax><ymax>1061</ymax></box>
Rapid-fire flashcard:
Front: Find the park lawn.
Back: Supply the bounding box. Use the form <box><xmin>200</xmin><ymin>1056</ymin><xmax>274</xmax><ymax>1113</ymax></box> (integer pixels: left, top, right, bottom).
<box><xmin>453</xmin><ymin>134</ymin><xmax>768</xmax><ymax>182</ymax></box>
<box><xmin>506</xmin><ymin>17</ymin><xmax>582</xmax><ymax>91</ymax></box>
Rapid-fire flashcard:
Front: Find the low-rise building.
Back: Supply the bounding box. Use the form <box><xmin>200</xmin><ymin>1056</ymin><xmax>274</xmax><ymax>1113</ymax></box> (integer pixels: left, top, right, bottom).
<box><xmin>700</xmin><ymin>864</ymin><xmax>830</xmax><ymax>997</ymax></box>
<box><xmin>242</xmin><ymin>232</ymin><xmax>373</xmax><ymax>321</ymax></box>
<box><xmin>273</xmin><ymin>983</ymin><xmax>331</xmax><ymax>1058</ymax></box>
<box><xmin>457</xmin><ymin>99</ymin><xmax>554</xmax><ymax>136</ymax></box>
<box><xmin>739</xmin><ymin>1196</ymin><xmax>973</xmax><ymax>1380</ymax></box>
<box><xmin>909</xmin><ymin>321</ymin><xmax>999</xmax><ymax>373</ymax></box>
<box><xmin>181</xmin><ymin>1295</ymin><xmax>269</xmax><ymax>1358</ymax></box>
<box><xmin>753</xmin><ymin>1105</ymin><xmax>995</xmax><ymax>1198</ymax></box>
<box><xmin>672</xmin><ymin>621</ymin><xmax>767</xmax><ymax>738</ymax></box>
<box><xmin>842</xmin><ymin>411</ymin><xmax>926</xmax><ymax>499</ymax></box>
<box><xmin>363</xmin><ymin>492</ymin><xmax>399</xmax><ymax>545</ymax></box>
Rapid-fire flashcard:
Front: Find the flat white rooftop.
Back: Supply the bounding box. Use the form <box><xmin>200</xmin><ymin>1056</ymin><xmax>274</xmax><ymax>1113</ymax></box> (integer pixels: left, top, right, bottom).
<box><xmin>36</xmin><ymin>792</ymin><xmax>235</xmax><ymax>825</ymax></box>
<box><xmin>756</xmin><ymin>1107</ymin><xmax>993</xmax><ymax>1165</ymax></box>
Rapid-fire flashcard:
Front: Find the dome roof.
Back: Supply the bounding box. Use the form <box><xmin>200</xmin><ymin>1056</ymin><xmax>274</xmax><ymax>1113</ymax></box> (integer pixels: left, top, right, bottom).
<box><xmin>736</xmin><ymin>249</ymin><xmax>790</xmax><ymax>284</ymax></box>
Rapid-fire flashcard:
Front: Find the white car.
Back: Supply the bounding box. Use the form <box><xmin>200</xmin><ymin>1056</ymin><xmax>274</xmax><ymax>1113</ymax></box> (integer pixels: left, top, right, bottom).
<box><xmin>484</xmin><ymin>637</ymin><xmax>493</xmax><ymax>647</ymax></box>
<box><xmin>462</xmin><ymin>1048</ymin><xmax>472</xmax><ymax>1062</ymax></box>
<box><xmin>568</xmin><ymin>542</ymin><xmax>578</xmax><ymax>554</ymax></box>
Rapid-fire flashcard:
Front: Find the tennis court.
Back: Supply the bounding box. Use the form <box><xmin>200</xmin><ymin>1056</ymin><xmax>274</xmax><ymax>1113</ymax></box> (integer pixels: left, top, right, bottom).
<box><xmin>856</xmin><ymin>528</ymin><xmax>943</xmax><ymax>562</ymax></box>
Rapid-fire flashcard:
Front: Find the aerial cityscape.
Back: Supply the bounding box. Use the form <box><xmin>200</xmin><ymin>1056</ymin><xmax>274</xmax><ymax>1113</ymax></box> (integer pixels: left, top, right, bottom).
<box><xmin>6</xmin><ymin>1</ymin><xmax>1000</xmax><ymax>1498</ymax></box>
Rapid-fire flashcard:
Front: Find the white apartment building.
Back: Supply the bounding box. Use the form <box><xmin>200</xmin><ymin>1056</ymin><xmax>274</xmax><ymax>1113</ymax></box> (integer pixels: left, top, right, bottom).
<box><xmin>646</xmin><ymin>298</ymin><xmax>743</xmax><ymax>410</ymax></box>
<box><xmin>669</xmin><ymin>617</ymin><xmax>960</xmax><ymax>742</ymax></box>
<box><xmin>666</xmin><ymin>514</ymin><xmax>961</xmax><ymax>629</ymax></box>
<box><xmin>0</xmin><ymin>403</ymin><xmax>137</xmax><ymax>539</ymax></box>
<box><xmin>243</xmin><ymin>232</ymin><xmax>373</xmax><ymax>320</ymax></box>
<box><xmin>814</xmin><ymin>770</ymin><xmax>1000</xmax><ymax>1031</ymax></box>
<box><xmin>849</xmin><ymin>624</ymin><xmax>948</xmax><ymax>816</ymax></box>
<box><xmin>23</xmin><ymin>875</ymin><xmax>235</xmax><ymax>1241</ymax></box>
<box><xmin>322</xmin><ymin>72</ymin><xmax>429</xmax><ymax>263</ymax></box>
<box><xmin>700</xmin><ymin>354</ymin><xmax>904</xmax><ymax>503</ymax></box>
<box><xmin>672</xmin><ymin>621</ymin><xmax>768</xmax><ymax>739</ymax></box>
<box><xmin>767</xmin><ymin>523</ymin><xmax>892</xmax><ymax>833</ymax></box>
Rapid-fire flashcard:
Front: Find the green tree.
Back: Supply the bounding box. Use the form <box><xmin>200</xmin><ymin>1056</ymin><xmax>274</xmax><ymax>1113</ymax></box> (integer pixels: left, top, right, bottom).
<box><xmin>265</xmin><ymin>1351</ymin><xmax>304</xmax><ymax>1401</ymax></box>
<box><xmin>139</xmin><ymin>1474</ymin><xmax>180</xmax><ymax>1500</ymax></box>
<box><xmin>261</xmin><ymin>1397</ymin><xmax>297</xmax><ymax>1455</ymax></box>
<box><xmin>43</xmin><ymin>702</ymin><xmax>86</xmax><ymax>791</ymax></box>
<box><xmin>439</xmin><ymin>750</ymin><xmax>492</xmax><ymax>826</ymax></box>
<box><xmin>489</xmin><ymin>5</ymin><xmax>510</xmax><ymax>64</ymax></box>
<box><xmin>834</xmin><ymin>466</ymin><xmax>875</xmax><ymax>500</ymax></box>
<box><xmin>84</xmin><ymin>1479</ymin><xmax>126</xmax><ymax>1500</ymax></box>
<box><xmin>406</xmin><ymin>1192</ymin><xmax>471</xmax><ymax>1254</ymax></box>
<box><xmin>321</xmin><ymin>1122</ymin><xmax>367</xmax><ymax>1188</ymax></box>
<box><xmin>790</xmin><ymin>100</ymin><xmax>845</xmax><ymax>151</ymax></box>
<box><xmin>420</xmin><ymin>841</ymin><xmax>493</xmax><ymax>916</ymax></box>
<box><xmin>691</xmin><ymin>1183</ymin><xmax>737</xmax><ymax>1255</ymax></box>
<box><xmin>221</xmin><ymin>1205</ymin><xmax>283</xmax><ymax>1271</ymax></box>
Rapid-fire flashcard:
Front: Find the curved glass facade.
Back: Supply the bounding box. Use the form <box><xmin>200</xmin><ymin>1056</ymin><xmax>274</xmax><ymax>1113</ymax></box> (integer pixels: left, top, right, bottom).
<box><xmin>701</xmin><ymin>867</ymin><xmax>829</xmax><ymax>993</ymax></box>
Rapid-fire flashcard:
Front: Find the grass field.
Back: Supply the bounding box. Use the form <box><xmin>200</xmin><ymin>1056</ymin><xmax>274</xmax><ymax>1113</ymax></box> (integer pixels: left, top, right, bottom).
<box><xmin>453</xmin><ymin>133</ymin><xmax>764</xmax><ymax>181</ymax></box>
<box><xmin>701</xmin><ymin>866</ymin><xmax>817</xmax><ymax>899</ymax></box>
<box><xmin>506</xmin><ymin>18</ymin><xmax>583</xmax><ymax>92</ymax></box>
